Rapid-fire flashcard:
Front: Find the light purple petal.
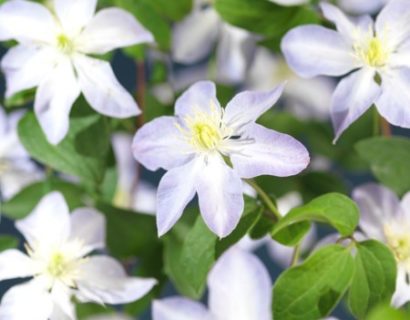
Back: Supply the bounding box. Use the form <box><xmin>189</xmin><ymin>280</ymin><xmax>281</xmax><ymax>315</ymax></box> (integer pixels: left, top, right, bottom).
<box><xmin>54</xmin><ymin>0</ymin><xmax>97</xmax><ymax>36</ymax></box>
<box><xmin>15</xmin><ymin>192</ymin><xmax>70</xmax><ymax>248</ymax></box>
<box><xmin>156</xmin><ymin>158</ymin><xmax>200</xmax><ymax>236</ymax></box>
<box><xmin>196</xmin><ymin>154</ymin><xmax>244</xmax><ymax>238</ymax></box>
<box><xmin>320</xmin><ymin>3</ymin><xmax>358</xmax><ymax>43</ymax></box>
<box><xmin>132</xmin><ymin>116</ymin><xmax>194</xmax><ymax>171</ymax></box>
<box><xmin>208</xmin><ymin>247</ymin><xmax>272</xmax><ymax>320</ymax></box>
<box><xmin>281</xmin><ymin>25</ymin><xmax>357</xmax><ymax>78</ymax></box>
<box><xmin>392</xmin><ymin>267</ymin><xmax>410</xmax><ymax>307</ymax></box>
<box><xmin>230</xmin><ymin>123</ymin><xmax>310</xmax><ymax>179</ymax></box>
<box><xmin>331</xmin><ymin>68</ymin><xmax>381</xmax><ymax>142</ymax></box>
<box><xmin>175</xmin><ymin>81</ymin><xmax>222</xmax><ymax>118</ymax></box>
<box><xmin>353</xmin><ymin>183</ymin><xmax>403</xmax><ymax>241</ymax></box>
<box><xmin>338</xmin><ymin>0</ymin><xmax>386</xmax><ymax>15</ymax></box>
<box><xmin>152</xmin><ymin>297</ymin><xmax>211</xmax><ymax>320</ymax></box>
<box><xmin>73</xmin><ymin>54</ymin><xmax>140</xmax><ymax>119</ymax></box>
<box><xmin>223</xmin><ymin>84</ymin><xmax>284</xmax><ymax>130</ymax></box>
<box><xmin>0</xmin><ymin>250</ymin><xmax>35</xmax><ymax>281</ymax></box>
<box><xmin>400</xmin><ymin>192</ymin><xmax>410</xmax><ymax>219</ymax></box>
<box><xmin>376</xmin><ymin>68</ymin><xmax>410</xmax><ymax>129</ymax></box>
<box><xmin>77</xmin><ymin>8</ymin><xmax>154</xmax><ymax>55</ymax></box>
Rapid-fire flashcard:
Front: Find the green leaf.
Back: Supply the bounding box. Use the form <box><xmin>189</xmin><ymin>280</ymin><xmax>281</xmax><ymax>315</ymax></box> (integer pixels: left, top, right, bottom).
<box><xmin>1</xmin><ymin>179</ymin><xmax>85</xmax><ymax>219</ymax></box>
<box><xmin>18</xmin><ymin>110</ymin><xmax>110</xmax><ymax>185</ymax></box>
<box><xmin>139</xmin><ymin>0</ymin><xmax>192</xmax><ymax>21</ymax></box>
<box><xmin>3</xmin><ymin>88</ymin><xmax>35</xmax><ymax>109</ymax></box>
<box><xmin>273</xmin><ymin>244</ymin><xmax>355</xmax><ymax>320</ymax></box>
<box><xmin>366</xmin><ymin>304</ymin><xmax>408</xmax><ymax>320</ymax></box>
<box><xmin>356</xmin><ymin>136</ymin><xmax>410</xmax><ymax>196</ymax></box>
<box><xmin>348</xmin><ymin>240</ymin><xmax>397</xmax><ymax>319</ymax></box>
<box><xmin>0</xmin><ymin>235</ymin><xmax>19</xmax><ymax>251</ymax></box>
<box><xmin>271</xmin><ymin>193</ymin><xmax>359</xmax><ymax>246</ymax></box>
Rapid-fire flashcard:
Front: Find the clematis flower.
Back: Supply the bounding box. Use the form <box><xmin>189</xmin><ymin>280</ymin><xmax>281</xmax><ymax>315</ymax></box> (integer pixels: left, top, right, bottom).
<box><xmin>0</xmin><ymin>107</ymin><xmax>42</xmax><ymax>200</ymax></box>
<box><xmin>133</xmin><ymin>81</ymin><xmax>309</xmax><ymax>237</ymax></box>
<box><xmin>353</xmin><ymin>183</ymin><xmax>410</xmax><ymax>307</ymax></box>
<box><xmin>152</xmin><ymin>247</ymin><xmax>272</xmax><ymax>320</ymax></box>
<box><xmin>0</xmin><ymin>0</ymin><xmax>153</xmax><ymax>145</ymax></box>
<box><xmin>337</xmin><ymin>0</ymin><xmax>390</xmax><ymax>15</ymax></box>
<box><xmin>172</xmin><ymin>0</ymin><xmax>255</xmax><ymax>84</ymax></box>
<box><xmin>0</xmin><ymin>192</ymin><xmax>157</xmax><ymax>319</ymax></box>
<box><xmin>282</xmin><ymin>0</ymin><xmax>410</xmax><ymax>141</ymax></box>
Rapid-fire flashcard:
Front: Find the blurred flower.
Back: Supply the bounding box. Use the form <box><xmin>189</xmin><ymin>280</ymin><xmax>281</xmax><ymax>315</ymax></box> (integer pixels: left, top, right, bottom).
<box><xmin>153</xmin><ymin>247</ymin><xmax>272</xmax><ymax>320</ymax></box>
<box><xmin>0</xmin><ymin>192</ymin><xmax>157</xmax><ymax>319</ymax></box>
<box><xmin>172</xmin><ymin>0</ymin><xmax>255</xmax><ymax>84</ymax></box>
<box><xmin>268</xmin><ymin>0</ymin><xmax>308</xmax><ymax>5</ymax></box>
<box><xmin>0</xmin><ymin>107</ymin><xmax>42</xmax><ymax>200</ymax></box>
<box><xmin>87</xmin><ymin>314</ymin><xmax>134</xmax><ymax>320</ymax></box>
<box><xmin>337</xmin><ymin>0</ymin><xmax>390</xmax><ymax>15</ymax></box>
<box><xmin>353</xmin><ymin>183</ymin><xmax>410</xmax><ymax>307</ymax></box>
<box><xmin>133</xmin><ymin>81</ymin><xmax>309</xmax><ymax>237</ymax></box>
<box><xmin>282</xmin><ymin>1</ymin><xmax>410</xmax><ymax>142</ymax></box>
<box><xmin>0</xmin><ymin>0</ymin><xmax>153</xmax><ymax>144</ymax></box>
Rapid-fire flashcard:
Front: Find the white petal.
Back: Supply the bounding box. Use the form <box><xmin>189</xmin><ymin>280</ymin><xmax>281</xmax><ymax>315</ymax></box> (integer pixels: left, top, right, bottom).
<box><xmin>15</xmin><ymin>192</ymin><xmax>71</xmax><ymax>247</ymax></box>
<box><xmin>175</xmin><ymin>81</ymin><xmax>222</xmax><ymax>118</ymax></box>
<box><xmin>269</xmin><ymin>0</ymin><xmax>308</xmax><ymax>5</ymax></box>
<box><xmin>0</xmin><ymin>280</ymin><xmax>53</xmax><ymax>320</ymax></box>
<box><xmin>73</xmin><ymin>55</ymin><xmax>140</xmax><ymax>118</ymax></box>
<box><xmin>331</xmin><ymin>68</ymin><xmax>381</xmax><ymax>142</ymax></box>
<box><xmin>54</xmin><ymin>0</ymin><xmax>97</xmax><ymax>36</ymax></box>
<box><xmin>132</xmin><ymin>181</ymin><xmax>157</xmax><ymax>214</ymax></box>
<box><xmin>50</xmin><ymin>282</ymin><xmax>75</xmax><ymax>320</ymax></box>
<box><xmin>230</xmin><ymin>124</ymin><xmax>310</xmax><ymax>179</ymax></box>
<box><xmin>152</xmin><ymin>297</ymin><xmax>211</xmax><ymax>320</ymax></box>
<box><xmin>156</xmin><ymin>158</ymin><xmax>200</xmax><ymax>236</ymax></box>
<box><xmin>76</xmin><ymin>256</ymin><xmax>157</xmax><ymax>305</ymax></box>
<box><xmin>196</xmin><ymin>154</ymin><xmax>244</xmax><ymax>238</ymax></box>
<box><xmin>208</xmin><ymin>247</ymin><xmax>272</xmax><ymax>320</ymax></box>
<box><xmin>0</xmin><ymin>0</ymin><xmax>56</xmax><ymax>43</ymax></box>
<box><xmin>1</xmin><ymin>45</ymin><xmax>57</xmax><ymax>98</ymax></box>
<box><xmin>375</xmin><ymin>68</ymin><xmax>410</xmax><ymax>129</ymax></box>
<box><xmin>0</xmin><ymin>250</ymin><xmax>35</xmax><ymax>281</ymax></box>
<box><xmin>281</xmin><ymin>25</ymin><xmax>357</xmax><ymax>78</ymax></box>
<box><xmin>223</xmin><ymin>84</ymin><xmax>284</xmax><ymax>130</ymax></box>
<box><xmin>338</xmin><ymin>0</ymin><xmax>386</xmax><ymax>15</ymax></box>
<box><xmin>77</xmin><ymin>8</ymin><xmax>153</xmax><ymax>55</ymax></box>
<box><xmin>69</xmin><ymin>208</ymin><xmax>106</xmax><ymax>256</ymax></box>
<box><xmin>132</xmin><ymin>116</ymin><xmax>194</xmax><ymax>171</ymax></box>
<box><xmin>392</xmin><ymin>267</ymin><xmax>410</xmax><ymax>307</ymax></box>
<box><xmin>400</xmin><ymin>192</ymin><xmax>410</xmax><ymax>218</ymax></box>
<box><xmin>172</xmin><ymin>7</ymin><xmax>220</xmax><ymax>64</ymax></box>
<box><xmin>34</xmin><ymin>57</ymin><xmax>81</xmax><ymax>145</ymax></box>
<box><xmin>353</xmin><ymin>183</ymin><xmax>403</xmax><ymax>241</ymax></box>
<box><xmin>0</xmin><ymin>165</ymin><xmax>42</xmax><ymax>200</ymax></box>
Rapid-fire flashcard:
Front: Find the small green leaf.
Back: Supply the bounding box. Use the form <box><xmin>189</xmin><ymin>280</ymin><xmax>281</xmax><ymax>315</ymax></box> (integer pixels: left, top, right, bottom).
<box><xmin>0</xmin><ymin>235</ymin><xmax>19</xmax><ymax>251</ymax></box>
<box><xmin>348</xmin><ymin>240</ymin><xmax>397</xmax><ymax>319</ymax></box>
<box><xmin>271</xmin><ymin>193</ymin><xmax>359</xmax><ymax>246</ymax></box>
<box><xmin>356</xmin><ymin>136</ymin><xmax>410</xmax><ymax>196</ymax></box>
<box><xmin>273</xmin><ymin>244</ymin><xmax>355</xmax><ymax>320</ymax></box>
<box><xmin>3</xmin><ymin>89</ymin><xmax>35</xmax><ymax>109</ymax></box>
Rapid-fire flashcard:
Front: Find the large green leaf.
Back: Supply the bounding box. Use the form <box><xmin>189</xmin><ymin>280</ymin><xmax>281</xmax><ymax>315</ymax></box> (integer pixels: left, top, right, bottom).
<box><xmin>356</xmin><ymin>137</ymin><xmax>410</xmax><ymax>196</ymax></box>
<box><xmin>273</xmin><ymin>244</ymin><xmax>355</xmax><ymax>320</ymax></box>
<box><xmin>348</xmin><ymin>240</ymin><xmax>397</xmax><ymax>319</ymax></box>
<box><xmin>271</xmin><ymin>193</ymin><xmax>359</xmax><ymax>246</ymax></box>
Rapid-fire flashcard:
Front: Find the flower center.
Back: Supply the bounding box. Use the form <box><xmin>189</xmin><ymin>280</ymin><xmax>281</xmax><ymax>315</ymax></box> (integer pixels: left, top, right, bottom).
<box><xmin>191</xmin><ymin>122</ymin><xmax>222</xmax><ymax>150</ymax></box>
<box><xmin>384</xmin><ymin>224</ymin><xmax>410</xmax><ymax>263</ymax></box>
<box><xmin>47</xmin><ymin>252</ymin><xmax>69</xmax><ymax>278</ymax></box>
<box><xmin>57</xmin><ymin>34</ymin><xmax>75</xmax><ymax>55</ymax></box>
<box><xmin>356</xmin><ymin>37</ymin><xmax>389</xmax><ymax>68</ymax></box>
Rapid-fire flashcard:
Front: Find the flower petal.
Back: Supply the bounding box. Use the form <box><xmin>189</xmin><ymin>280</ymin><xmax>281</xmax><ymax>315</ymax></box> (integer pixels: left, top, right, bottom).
<box><xmin>69</xmin><ymin>208</ymin><xmax>106</xmax><ymax>256</ymax></box>
<box><xmin>15</xmin><ymin>192</ymin><xmax>71</xmax><ymax>247</ymax></box>
<box><xmin>0</xmin><ymin>280</ymin><xmax>53</xmax><ymax>320</ymax></box>
<box><xmin>1</xmin><ymin>45</ymin><xmax>57</xmax><ymax>98</ymax></box>
<box><xmin>223</xmin><ymin>84</ymin><xmax>284</xmax><ymax>130</ymax></box>
<box><xmin>338</xmin><ymin>0</ymin><xmax>386</xmax><ymax>15</ymax></box>
<box><xmin>0</xmin><ymin>250</ymin><xmax>35</xmax><ymax>281</ymax></box>
<box><xmin>0</xmin><ymin>0</ymin><xmax>56</xmax><ymax>43</ymax></box>
<box><xmin>400</xmin><ymin>192</ymin><xmax>410</xmax><ymax>218</ymax></box>
<box><xmin>76</xmin><ymin>256</ymin><xmax>157</xmax><ymax>305</ymax></box>
<box><xmin>152</xmin><ymin>297</ymin><xmax>211</xmax><ymax>320</ymax></box>
<box><xmin>175</xmin><ymin>80</ymin><xmax>222</xmax><ymax>117</ymax></box>
<box><xmin>208</xmin><ymin>247</ymin><xmax>272</xmax><ymax>320</ymax></box>
<box><xmin>156</xmin><ymin>158</ymin><xmax>200</xmax><ymax>236</ymax></box>
<box><xmin>281</xmin><ymin>25</ymin><xmax>357</xmax><ymax>78</ymax></box>
<box><xmin>196</xmin><ymin>154</ymin><xmax>244</xmax><ymax>237</ymax></box>
<box><xmin>73</xmin><ymin>55</ymin><xmax>140</xmax><ymax>119</ymax></box>
<box><xmin>34</xmin><ymin>57</ymin><xmax>81</xmax><ymax>145</ymax></box>
<box><xmin>269</xmin><ymin>0</ymin><xmax>308</xmax><ymax>5</ymax></box>
<box><xmin>353</xmin><ymin>183</ymin><xmax>403</xmax><ymax>241</ymax></box>
<box><xmin>132</xmin><ymin>116</ymin><xmax>194</xmax><ymax>171</ymax></box>
<box><xmin>50</xmin><ymin>282</ymin><xmax>75</xmax><ymax>320</ymax></box>
<box><xmin>392</xmin><ymin>267</ymin><xmax>410</xmax><ymax>307</ymax></box>
<box><xmin>376</xmin><ymin>68</ymin><xmax>410</xmax><ymax>129</ymax></box>
<box><xmin>77</xmin><ymin>8</ymin><xmax>153</xmax><ymax>55</ymax></box>
<box><xmin>230</xmin><ymin>123</ymin><xmax>310</xmax><ymax>179</ymax></box>
<box><xmin>331</xmin><ymin>68</ymin><xmax>381</xmax><ymax>142</ymax></box>
<box><xmin>54</xmin><ymin>0</ymin><xmax>97</xmax><ymax>36</ymax></box>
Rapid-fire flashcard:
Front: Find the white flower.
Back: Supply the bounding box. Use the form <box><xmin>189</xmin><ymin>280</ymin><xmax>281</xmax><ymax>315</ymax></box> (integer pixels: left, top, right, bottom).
<box><xmin>0</xmin><ymin>0</ymin><xmax>154</xmax><ymax>144</ymax></box>
<box><xmin>0</xmin><ymin>107</ymin><xmax>42</xmax><ymax>200</ymax></box>
<box><xmin>86</xmin><ymin>314</ymin><xmax>134</xmax><ymax>320</ymax></box>
<box><xmin>282</xmin><ymin>0</ymin><xmax>410</xmax><ymax>141</ymax></box>
<box><xmin>0</xmin><ymin>192</ymin><xmax>157</xmax><ymax>319</ymax></box>
<box><xmin>172</xmin><ymin>0</ymin><xmax>255</xmax><ymax>84</ymax></box>
<box><xmin>337</xmin><ymin>0</ymin><xmax>390</xmax><ymax>15</ymax></box>
<box><xmin>353</xmin><ymin>183</ymin><xmax>410</xmax><ymax>307</ymax></box>
<box><xmin>153</xmin><ymin>247</ymin><xmax>272</xmax><ymax>320</ymax></box>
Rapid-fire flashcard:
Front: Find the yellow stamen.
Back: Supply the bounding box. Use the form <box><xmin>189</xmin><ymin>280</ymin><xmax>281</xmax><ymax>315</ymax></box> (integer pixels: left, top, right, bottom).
<box><xmin>57</xmin><ymin>34</ymin><xmax>75</xmax><ymax>54</ymax></box>
<box><xmin>356</xmin><ymin>37</ymin><xmax>389</xmax><ymax>68</ymax></box>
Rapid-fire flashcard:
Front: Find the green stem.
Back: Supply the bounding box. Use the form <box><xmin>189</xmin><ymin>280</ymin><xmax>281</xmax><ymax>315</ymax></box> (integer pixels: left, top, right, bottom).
<box><xmin>246</xmin><ymin>179</ymin><xmax>281</xmax><ymax>220</ymax></box>
<box><xmin>290</xmin><ymin>244</ymin><xmax>301</xmax><ymax>267</ymax></box>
